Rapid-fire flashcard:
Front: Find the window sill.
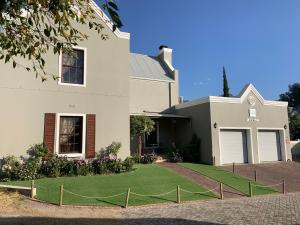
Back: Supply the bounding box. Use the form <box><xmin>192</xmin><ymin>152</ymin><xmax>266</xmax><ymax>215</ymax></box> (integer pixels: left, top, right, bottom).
<box><xmin>57</xmin><ymin>153</ymin><xmax>85</xmax><ymax>158</ymax></box>
<box><xmin>58</xmin><ymin>82</ymin><xmax>86</xmax><ymax>87</ymax></box>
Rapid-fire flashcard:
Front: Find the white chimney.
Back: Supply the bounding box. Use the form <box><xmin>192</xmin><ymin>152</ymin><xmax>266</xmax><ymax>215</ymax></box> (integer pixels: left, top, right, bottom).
<box><xmin>158</xmin><ymin>45</ymin><xmax>173</xmax><ymax>68</ymax></box>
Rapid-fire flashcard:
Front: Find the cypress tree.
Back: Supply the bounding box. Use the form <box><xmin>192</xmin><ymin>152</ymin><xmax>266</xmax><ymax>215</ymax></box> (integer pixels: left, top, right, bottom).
<box><xmin>223</xmin><ymin>66</ymin><xmax>231</xmax><ymax>97</ymax></box>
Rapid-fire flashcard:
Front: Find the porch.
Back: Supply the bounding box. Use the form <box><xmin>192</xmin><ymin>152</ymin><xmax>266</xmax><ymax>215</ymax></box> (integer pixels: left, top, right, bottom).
<box><xmin>130</xmin><ymin>113</ymin><xmax>190</xmax><ymax>155</ymax></box>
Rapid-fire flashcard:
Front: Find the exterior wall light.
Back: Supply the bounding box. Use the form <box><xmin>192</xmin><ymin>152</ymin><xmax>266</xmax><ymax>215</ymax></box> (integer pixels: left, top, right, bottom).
<box><xmin>214</xmin><ymin>122</ymin><xmax>218</xmax><ymax>129</ymax></box>
<box><xmin>284</xmin><ymin>124</ymin><xmax>287</xmax><ymax>130</ymax></box>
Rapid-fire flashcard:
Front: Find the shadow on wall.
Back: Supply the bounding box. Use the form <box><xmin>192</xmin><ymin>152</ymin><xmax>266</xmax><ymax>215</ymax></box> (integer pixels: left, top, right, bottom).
<box><xmin>0</xmin><ymin>217</ymin><xmax>226</xmax><ymax>225</ymax></box>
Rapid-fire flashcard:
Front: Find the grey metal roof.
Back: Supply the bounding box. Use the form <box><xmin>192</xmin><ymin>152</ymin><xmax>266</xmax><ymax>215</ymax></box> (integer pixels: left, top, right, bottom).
<box><xmin>130</xmin><ymin>53</ymin><xmax>173</xmax><ymax>81</ymax></box>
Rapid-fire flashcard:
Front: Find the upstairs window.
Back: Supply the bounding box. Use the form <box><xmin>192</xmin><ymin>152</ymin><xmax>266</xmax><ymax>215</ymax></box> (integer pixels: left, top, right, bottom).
<box><xmin>59</xmin><ymin>47</ymin><xmax>86</xmax><ymax>86</ymax></box>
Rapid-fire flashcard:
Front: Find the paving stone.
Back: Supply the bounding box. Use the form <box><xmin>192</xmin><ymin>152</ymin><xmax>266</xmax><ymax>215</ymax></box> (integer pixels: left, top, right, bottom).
<box><xmin>121</xmin><ymin>193</ymin><xmax>300</xmax><ymax>225</ymax></box>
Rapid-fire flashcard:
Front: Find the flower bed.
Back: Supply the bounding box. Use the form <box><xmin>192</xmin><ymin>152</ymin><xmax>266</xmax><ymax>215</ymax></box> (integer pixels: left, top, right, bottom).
<box><xmin>0</xmin><ymin>142</ymin><xmax>134</xmax><ymax>181</ymax></box>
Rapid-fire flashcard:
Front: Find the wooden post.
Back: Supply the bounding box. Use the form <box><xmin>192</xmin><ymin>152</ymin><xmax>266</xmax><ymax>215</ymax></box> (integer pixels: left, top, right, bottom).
<box><xmin>249</xmin><ymin>181</ymin><xmax>252</xmax><ymax>197</ymax></box>
<box><xmin>283</xmin><ymin>179</ymin><xmax>286</xmax><ymax>195</ymax></box>
<box><xmin>233</xmin><ymin>162</ymin><xmax>235</xmax><ymax>174</ymax></box>
<box><xmin>59</xmin><ymin>185</ymin><xmax>63</xmax><ymax>206</ymax></box>
<box><xmin>177</xmin><ymin>185</ymin><xmax>181</xmax><ymax>204</ymax></box>
<box><xmin>125</xmin><ymin>188</ymin><xmax>130</xmax><ymax>208</ymax></box>
<box><xmin>254</xmin><ymin>170</ymin><xmax>257</xmax><ymax>182</ymax></box>
<box><xmin>31</xmin><ymin>180</ymin><xmax>35</xmax><ymax>199</ymax></box>
<box><xmin>219</xmin><ymin>183</ymin><xmax>224</xmax><ymax>200</ymax></box>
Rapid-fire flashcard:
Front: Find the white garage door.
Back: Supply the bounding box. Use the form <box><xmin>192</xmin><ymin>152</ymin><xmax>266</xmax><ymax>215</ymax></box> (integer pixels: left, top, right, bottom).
<box><xmin>220</xmin><ymin>130</ymin><xmax>248</xmax><ymax>165</ymax></box>
<box><xmin>258</xmin><ymin>130</ymin><xmax>282</xmax><ymax>162</ymax></box>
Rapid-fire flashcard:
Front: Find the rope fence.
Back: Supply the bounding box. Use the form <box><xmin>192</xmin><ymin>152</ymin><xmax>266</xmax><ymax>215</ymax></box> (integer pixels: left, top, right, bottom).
<box><xmin>130</xmin><ymin>189</ymin><xmax>176</xmax><ymax>197</ymax></box>
<box><xmin>56</xmin><ymin>184</ymin><xmax>221</xmax><ymax>208</ymax></box>
<box><xmin>27</xmin><ymin>178</ymin><xmax>287</xmax><ymax>208</ymax></box>
<box><xmin>251</xmin><ymin>182</ymin><xmax>283</xmax><ymax>188</ymax></box>
<box><xmin>180</xmin><ymin>185</ymin><xmax>219</xmax><ymax>195</ymax></box>
<box><xmin>63</xmin><ymin>188</ymin><xmax>127</xmax><ymax>199</ymax></box>
<box><xmin>248</xmin><ymin>179</ymin><xmax>286</xmax><ymax>197</ymax></box>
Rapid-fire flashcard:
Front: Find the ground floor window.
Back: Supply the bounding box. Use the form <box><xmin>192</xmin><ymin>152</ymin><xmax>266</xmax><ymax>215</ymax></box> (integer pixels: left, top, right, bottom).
<box><xmin>145</xmin><ymin>122</ymin><xmax>159</xmax><ymax>148</ymax></box>
<box><xmin>58</xmin><ymin>115</ymin><xmax>84</xmax><ymax>154</ymax></box>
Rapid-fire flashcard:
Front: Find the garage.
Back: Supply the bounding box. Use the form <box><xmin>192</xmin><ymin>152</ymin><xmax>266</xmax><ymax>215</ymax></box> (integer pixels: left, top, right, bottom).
<box><xmin>220</xmin><ymin>129</ymin><xmax>248</xmax><ymax>164</ymax></box>
<box><xmin>258</xmin><ymin>130</ymin><xmax>282</xmax><ymax>162</ymax></box>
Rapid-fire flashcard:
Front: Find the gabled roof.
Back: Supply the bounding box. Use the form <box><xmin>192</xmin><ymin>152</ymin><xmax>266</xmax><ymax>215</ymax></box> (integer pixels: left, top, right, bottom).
<box><xmin>130</xmin><ymin>53</ymin><xmax>174</xmax><ymax>82</ymax></box>
<box><xmin>176</xmin><ymin>83</ymin><xmax>288</xmax><ymax>109</ymax></box>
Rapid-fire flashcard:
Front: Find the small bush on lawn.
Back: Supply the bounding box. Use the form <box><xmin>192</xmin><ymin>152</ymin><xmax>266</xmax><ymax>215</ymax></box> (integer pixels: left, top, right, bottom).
<box><xmin>140</xmin><ymin>153</ymin><xmax>157</xmax><ymax>164</ymax></box>
<box><xmin>60</xmin><ymin>159</ymin><xmax>75</xmax><ymax>177</ymax></box>
<box><xmin>122</xmin><ymin>157</ymin><xmax>134</xmax><ymax>172</ymax></box>
<box><xmin>73</xmin><ymin>159</ymin><xmax>91</xmax><ymax>176</ymax></box>
<box><xmin>40</xmin><ymin>156</ymin><xmax>64</xmax><ymax>178</ymax></box>
<box><xmin>0</xmin><ymin>156</ymin><xmax>21</xmax><ymax>181</ymax></box>
<box><xmin>91</xmin><ymin>142</ymin><xmax>128</xmax><ymax>174</ymax></box>
<box><xmin>27</xmin><ymin>143</ymin><xmax>48</xmax><ymax>161</ymax></box>
<box><xmin>168</xmin><ymin>151</ymin><xmax>183</xmax><ymax>163</ymax></box>
<box><xmin>17</xmin><ymin>158</ymin><xmax>41</xmax><ymax>180</ymax></box>
<box><xmin>131</xmin><ymin>154</ymin><xmax>140</xmax><ymax>164</ymax></box>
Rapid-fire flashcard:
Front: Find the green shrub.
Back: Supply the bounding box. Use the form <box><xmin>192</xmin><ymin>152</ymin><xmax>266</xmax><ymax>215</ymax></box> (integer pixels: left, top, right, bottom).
<box><xmin>27</xmin><ymin>143</ymin><xmax>48</xmax><ymax>161</ymax></box>
<box><xmin>40</xmin><ymin>156</ymin><xmax>64</xmax><ymax>178</ymax></box>
<box><xmin>97</xmin><ymin>142</ymin><xmax>122</xmax><ymax>160</ymax></box>
<box><xmin>168</xmin><ymin>151</ymin><xmax>183</xmax><ymax>163</ymax></box>
<box><xmin>73</xmin><ymin>160</ymin><xmax>91</xmax><ymax>176</ymax></box>
<box><xmin>122</xmin><ymin>157</ymin><xmax>134</xmax><ymax>172</ymax></box>
<box><xmin>17</xmin><ymin>159</ymin><xmax>40</xmax><ymax>180</ymax></box>
<box><xmin>60</xmin><ymin>160</ymin><xmax>75</xmax><ymax>177</ymax></box>
<box><xmin>140</xmin><ymin>153</ymin><xmax>157</xmax><ymax>164</ymax></box>
<box><xmin>92</xmin><ymin>159</ymin><xmax>108</xmax><ymax>174</ymax></box>
<box><xmin>131</xmin><ymin>154</ymin><xmax>140</xmax><ymax>164</ymax></box>
<box><xmin>105</xmin><ymin>159</ymin><xmax>122</xmax><ymax>173</ymax></box>
<box><xmin>0</xmin><ymin>156</ymin><xmax>21</xmax><ymax>181</ymax></box>
<box><xmin>179</xmin><ymin>134</ymin><xmax>201</xmax><ymax>163</ymax></box>
<box><xmin>1</xmin><ymin>141</ymin><xmax>135</xmax><ymax>181</ymax></box>
<box><xmin>106</xmin><ymin>142</ymin><xmax>121</xmax><ymax>159</ymax></box>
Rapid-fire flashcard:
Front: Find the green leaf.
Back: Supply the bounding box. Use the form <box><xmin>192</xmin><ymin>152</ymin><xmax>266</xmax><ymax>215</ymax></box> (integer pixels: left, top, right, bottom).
<box><xmin>44</xmin><ymin>29</ymin><xmax>50</xmax><ymax>37</ymax></box>
<box><xmin>108</xmin><ymin>1</ymin><xmax>119</xmax><ymax>10</ymax></box>
<box><xmin>107</xmin><ymin>8</ymin><xmax>123</xmax><ymax>29</ymax></box>
<box><xmin>5</xmin><ymin>55</ymin><xmax>10</xmax><ymax>63</ymax></box>
<box><xmin>28</xmin><ymin>18</ymin><xmax>33</xmax><ymax>26</ymax></box>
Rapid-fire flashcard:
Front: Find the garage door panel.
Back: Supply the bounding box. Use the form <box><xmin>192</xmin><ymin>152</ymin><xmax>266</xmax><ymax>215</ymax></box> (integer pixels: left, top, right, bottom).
<box><xmin>258</xmin><ymin>130</ymin><xmax>281</xmax><ymax>162</ymax></box>
<box><xmin>220</xmin><ymin>130</ymin><xmax>248</xmax><ymax>164</ymax></box>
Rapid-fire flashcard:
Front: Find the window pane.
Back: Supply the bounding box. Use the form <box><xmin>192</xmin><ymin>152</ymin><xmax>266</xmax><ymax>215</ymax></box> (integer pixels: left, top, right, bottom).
<box><xmin>61</xmin><ymin>49</ymin><xmax>84</xmax><ymax>85</ymax></box>
<box><xmin>59</xmin><ymin>116</ymin><xmax>83</xmax><ymax>154</ymax></box>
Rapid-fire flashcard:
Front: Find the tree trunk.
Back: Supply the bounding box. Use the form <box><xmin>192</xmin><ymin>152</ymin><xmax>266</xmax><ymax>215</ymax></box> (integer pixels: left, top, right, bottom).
<box><xmin>138</xmin><ymin>135</ymin><xmax>142</xmax><ymax>161</ymax></box>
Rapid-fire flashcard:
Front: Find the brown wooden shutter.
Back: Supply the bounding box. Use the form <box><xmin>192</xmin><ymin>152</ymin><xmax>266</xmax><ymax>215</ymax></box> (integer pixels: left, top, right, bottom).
<box><xmin>86</xmin><ymin>114</ymin><xmax>96</xmax><ymax>158</ymax></box>
<box><xmin>43</xmin><ymin>113</ymin><xmax>56</xmax><ymax>155</ymax></box>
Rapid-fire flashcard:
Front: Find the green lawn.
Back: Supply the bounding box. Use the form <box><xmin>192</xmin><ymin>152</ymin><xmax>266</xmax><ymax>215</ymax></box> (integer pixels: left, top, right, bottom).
<box><xmin>179</xmin><ymin>163</ymin><xmax>277</xmax><ymax>196</ymax></box>
<box><xmin>1</xmin><ymin>164</ymin><xmax>216</xmax><ymax>207</ymax></box>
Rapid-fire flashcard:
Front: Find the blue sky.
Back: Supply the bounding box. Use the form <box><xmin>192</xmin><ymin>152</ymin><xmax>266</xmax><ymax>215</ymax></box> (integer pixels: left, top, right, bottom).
<box><xmin>116</xmin><ymin>0</ymin><xmax>299</xmax><ymax>101</ymax></box>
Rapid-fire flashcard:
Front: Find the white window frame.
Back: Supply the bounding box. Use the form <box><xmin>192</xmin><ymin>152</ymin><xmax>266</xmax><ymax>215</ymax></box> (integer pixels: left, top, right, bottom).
<box><xmin>55</xmin><ymin>113</ymin><xmax>86</xmax><ymax>158</ymax></box>
<box><xmin>144</xmin><ymin>122</ymin><xmax>160</xmax><ymax>149</ymax></box>
<box><xmin>58</xmin><ymin>46</ymin><xmax>87</xmax><ymax>87</ymax></box>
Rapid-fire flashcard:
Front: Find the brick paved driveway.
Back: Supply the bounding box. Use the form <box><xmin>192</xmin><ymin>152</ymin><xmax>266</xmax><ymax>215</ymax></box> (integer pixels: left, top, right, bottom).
<box><xmin>121</xmin><ymin>193</ymin><xmax>300</xmax><ymax>225</ymax></box>
<box><xmin>0</xmin><ymin>193</ymin><xmax>300</xmax><ymax>224</ymax></box>
<box><xmin>222</xmin><ymin>162</ymin><xmax>300</xmax><ymax>193</ymax></box>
